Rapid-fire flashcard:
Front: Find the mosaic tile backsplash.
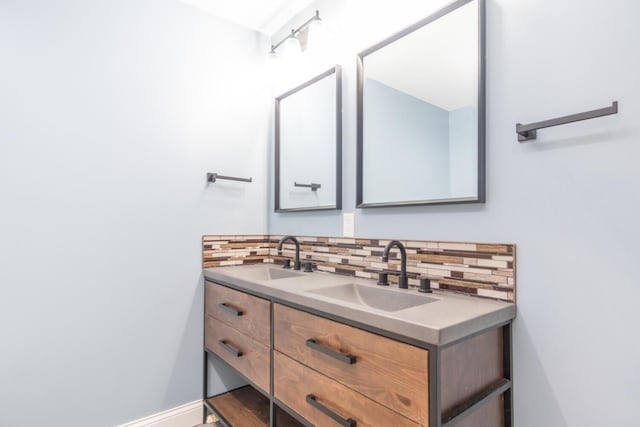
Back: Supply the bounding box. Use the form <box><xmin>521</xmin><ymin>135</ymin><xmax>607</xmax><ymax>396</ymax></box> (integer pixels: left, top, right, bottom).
<box><xmin>203</xmin><ymin>235</ymin><xmax>516</xmax><ymax>302</ymax></box>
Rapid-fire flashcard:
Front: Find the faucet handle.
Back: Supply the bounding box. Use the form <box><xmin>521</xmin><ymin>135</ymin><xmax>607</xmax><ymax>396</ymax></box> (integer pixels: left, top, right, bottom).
<box><xmin>282</xmin><ymin>259</ymin><xmax>291</xmax><ymax>269</ymax></box>
<box><xmin>303</xmin><ymin>261</ymin><xmax>315</xmax><ymax>272</ymax></box>
<box><xmin>377</xmin><ymin>272</ymin><xmax>389</xmax><ymax>286</ymax></box>
<box><xmin>398</xmin><ymin>275</ymin><xmax>409</xmax><ymax>290</ymax></box>
<box><xmin>418</xmin><ymin>278</ymin><xmax>432</xmax><ymax>293</ymax></box>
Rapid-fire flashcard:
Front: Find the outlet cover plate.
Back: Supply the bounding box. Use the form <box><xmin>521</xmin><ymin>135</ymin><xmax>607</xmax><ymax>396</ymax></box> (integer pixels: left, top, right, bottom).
<box><xmin>343</xmin><ymin>213</ymin><xmax>354</xmax><ymax>237</ymax></box>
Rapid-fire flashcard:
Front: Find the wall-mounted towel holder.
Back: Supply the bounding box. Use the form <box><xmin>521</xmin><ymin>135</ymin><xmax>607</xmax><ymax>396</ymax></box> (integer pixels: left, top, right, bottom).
<box><xmin>207</xmin><ymin>173</ymin><xmax>252</xmax><ymax>183</ymax></box>
<box><xmin>294</xmin><ymin>182</ymin><xmax>321</xmax><ymax>191</ymax></box>
<box><xmin>516</xmin><ymin>101</ymin><xmax>618</xmax><ymax>142</ymax></box>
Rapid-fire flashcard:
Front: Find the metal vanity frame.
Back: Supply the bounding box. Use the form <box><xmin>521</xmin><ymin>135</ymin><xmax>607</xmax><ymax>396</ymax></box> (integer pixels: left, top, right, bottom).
<box><xmin>202</xmin><ymin>278</ymin><xmax>513</xmax><ymax>427</ymax></box>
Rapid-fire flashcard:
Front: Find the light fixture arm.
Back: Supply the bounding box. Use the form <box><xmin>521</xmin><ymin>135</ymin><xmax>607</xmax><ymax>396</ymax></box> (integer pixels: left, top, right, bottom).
<box><xmin>269</xmin><ymin>10</ymin><xmax>321</xmax><ymax>54</ymax></box>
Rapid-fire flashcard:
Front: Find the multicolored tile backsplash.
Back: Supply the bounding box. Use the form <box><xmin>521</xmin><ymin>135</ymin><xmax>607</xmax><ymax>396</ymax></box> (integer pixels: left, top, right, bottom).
<box><xmin>203</xmin><ymin>235</ymin><xmax>516</xmax><ymax>302</ymax></box>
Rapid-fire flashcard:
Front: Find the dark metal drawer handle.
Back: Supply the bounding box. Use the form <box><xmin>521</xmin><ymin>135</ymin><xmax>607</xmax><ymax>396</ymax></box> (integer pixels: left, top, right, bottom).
<box><xmin>305</xmin><ymin>339</ymin><xmax>356</xmax><ymax>365</ymax></box>
<box><xmin>219</xmin><ymin>303</ymin><xmax>243</xmax><ymax>316</ymax></box>
<box><xmin>218</xmin><ymin>340</ymin><xmax>243</xmax><ymax>357</ymax></box>
<box><xmin>306</xmin><ymin>394</ymin><xmax>356</xmax><ymax>427</ymax></box>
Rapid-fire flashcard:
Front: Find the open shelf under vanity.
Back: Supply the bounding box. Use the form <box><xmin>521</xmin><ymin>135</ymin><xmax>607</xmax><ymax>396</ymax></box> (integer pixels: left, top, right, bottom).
<box><xmin>204</xmin><ymin>384</ymin><xmax>303</xmax><ymax>427</ymax></box>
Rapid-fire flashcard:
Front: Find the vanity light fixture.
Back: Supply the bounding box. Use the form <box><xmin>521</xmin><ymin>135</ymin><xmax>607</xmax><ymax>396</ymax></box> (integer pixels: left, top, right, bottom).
<box><xmin>306</xmin><ymin>12</ymin><xmax>324</xmax><ymax>52</ymax></box>
<box><xmin>281</xmin><ymin>30</ymin><xmax>302</xmax><ymax>61</ymax></box>
<box><xmin>268</xmin><ymin>10</ymin><xmax>322</xmax><ymax>58</ymax></box>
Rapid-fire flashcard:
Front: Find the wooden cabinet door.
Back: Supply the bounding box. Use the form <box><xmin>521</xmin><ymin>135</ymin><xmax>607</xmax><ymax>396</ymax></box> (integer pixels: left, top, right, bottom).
<box><xmin>206</xmin><ymin>281</ymin><xmax>271</xmax><ymax>345</ymax></box>
<box><xmin>275</xmin><ymin>351</ymin><xmax>420</xmax><ymax>427</ymax></box>
<box><xmin>274</xmin><ymin>304</ymin><xmax>429</xmax><ymax>425</ymax></box>
<box><xmin>205</xmin><ymin>315</ymin><xmax>270</xmax><ymax>393</ymax></box>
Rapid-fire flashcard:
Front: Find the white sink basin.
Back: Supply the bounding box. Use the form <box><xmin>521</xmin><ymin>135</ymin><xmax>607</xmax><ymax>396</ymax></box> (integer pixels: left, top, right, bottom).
<box><xmin>267</xmin><ymin>268</ymin><xmax>304</xmax><ymax>280</ymax></box>
<box><xmin>307</xmin><ymin>283</ymin><xmax>437</xmax><ymax>312</ymax></box>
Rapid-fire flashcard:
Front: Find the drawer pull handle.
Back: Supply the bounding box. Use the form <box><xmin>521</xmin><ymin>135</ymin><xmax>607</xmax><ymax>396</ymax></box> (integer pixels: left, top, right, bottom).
<box><xmin>306</xmin><ymin>394</ymin><xmax>356</xmax><ymax>427</ymax></box>
<box><xmin>305</xmin><ymin>339</ymin><xmax>356</xmax><ymax>364</ymax></box>
<box><xmin>218</xmin><ymin>340</ymin><xmax>243</xmax><ymax>357</ymax></box>
<box><xmin>219</xmin><ymin>303</ymin><xmax>243</xmax><ymax>316</ymax></box>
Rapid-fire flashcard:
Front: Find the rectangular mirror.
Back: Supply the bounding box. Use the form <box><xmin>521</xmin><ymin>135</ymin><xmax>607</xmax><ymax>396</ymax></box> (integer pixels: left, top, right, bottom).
<box><xmin>275</xmin><ymin>66</ymin><xmax>342</xmax><ymax>212</ymax></box>
<box><xmin>357</xmin><ymin>0</ymin><xmax>485</xmax><ymax>207</ymax></box>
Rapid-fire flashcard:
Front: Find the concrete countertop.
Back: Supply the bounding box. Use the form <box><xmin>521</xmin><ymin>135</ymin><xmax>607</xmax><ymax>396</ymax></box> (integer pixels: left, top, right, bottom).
<box><xmin>204</xmin><ymin>264</ymin><xmax>516</xmax><ymax>346</ymax></box>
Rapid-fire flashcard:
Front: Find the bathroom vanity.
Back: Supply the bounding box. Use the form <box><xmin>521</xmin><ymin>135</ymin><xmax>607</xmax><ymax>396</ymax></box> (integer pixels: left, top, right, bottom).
<box><xmin>202</xmin><ymin>0</ymin><xmax>496</xmax><ymax>421</ymax></box>
<box><xmin>202</xmin><ymin>263</ymin><xmax>515</xmax><ymax>427</ymax></box>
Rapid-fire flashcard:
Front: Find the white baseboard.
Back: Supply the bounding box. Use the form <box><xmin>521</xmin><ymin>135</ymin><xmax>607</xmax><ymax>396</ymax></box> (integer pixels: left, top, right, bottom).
<box><xmin>119</xmin><ymin>400</ymin><xmax>203</xmax><ymax>427</ymax></box>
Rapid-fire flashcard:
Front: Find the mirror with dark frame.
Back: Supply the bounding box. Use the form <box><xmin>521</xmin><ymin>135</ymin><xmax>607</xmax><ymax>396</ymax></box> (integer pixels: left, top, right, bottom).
<box><xmin>275</xmin><ymin>66</ymin><xmax>342</xmax><ymax>212</ymax></box>
<box><xmin>357</xmin><ymin>0</ymin><xmax>485</xmax><ymax>207</ymax></box>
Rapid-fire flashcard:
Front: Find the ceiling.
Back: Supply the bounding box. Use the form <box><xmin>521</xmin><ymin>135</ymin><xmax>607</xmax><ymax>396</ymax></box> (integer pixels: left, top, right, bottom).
<box><xmin>177</xmin><ymin>0</ymin><xmax>312</xmax><ymax>35</ymax></box>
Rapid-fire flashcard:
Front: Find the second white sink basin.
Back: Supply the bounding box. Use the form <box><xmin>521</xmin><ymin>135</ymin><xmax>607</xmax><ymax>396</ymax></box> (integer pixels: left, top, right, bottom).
<box><xmin>307</xmin><ymin>283</ymin><xmax>437</xmax><ymax>312</ymax></box>
<box><xmin>264</xmin><ymin>268</ymin><xmax>304</xmax><ymax>280</ymax></box>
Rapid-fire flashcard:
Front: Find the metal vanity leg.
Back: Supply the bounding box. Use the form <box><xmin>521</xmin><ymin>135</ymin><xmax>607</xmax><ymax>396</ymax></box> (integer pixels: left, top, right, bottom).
<box><xmin>269</xmin><ymin>304</ymin><xmax>275</xmax><ymax>427</ymax></box>
<box><xmin>503</xmin><ymin>324</ymin><xmax>514</xmax><ymax>427</ymax></box>
<box><xmin>429</xmin><ymin>347</ymin><xmax>442</xmax><ymax>427</ymax></box>
<box><xmin>203</xmin><ymin>279</ymin><xmax>209</xmax><ymax>424</ymax></box>
<box><xmin>203</xmin><ymin>349</ymin><xmax>208</xmax><ymax>423</ymax></box>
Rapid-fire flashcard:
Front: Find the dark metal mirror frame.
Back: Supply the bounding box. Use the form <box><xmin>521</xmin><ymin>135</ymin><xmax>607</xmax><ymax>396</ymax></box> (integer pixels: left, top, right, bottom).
<box><xmin>356</xmin><ymin>0</ymin><xmax>486</xmax><ymax>208</ymax></box>
<box><xmin>275</xmin><ymin>66</ymin><xmax>342</xmax><ymax>212</ymax></box>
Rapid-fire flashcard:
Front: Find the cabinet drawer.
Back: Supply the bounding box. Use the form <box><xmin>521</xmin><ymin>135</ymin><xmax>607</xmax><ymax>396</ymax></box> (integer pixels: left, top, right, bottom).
<box><xmin>205</xmin><ymin>281</ymin><xmax>271</xmax><ymax>345</ymax></box>
<box><xmin>275</xmin><ymin>351</ymin><xmax>419</xmax><ymax>427</ymax></box>
<box><xmin>274</xmin><ymin>304</ymin><xmax>428</xmax><ymax>425</ymax></box>
<box><xmin>205</xmin><ymin>315</ymin><xmax>270</xmax><ymax>393</ymax></box>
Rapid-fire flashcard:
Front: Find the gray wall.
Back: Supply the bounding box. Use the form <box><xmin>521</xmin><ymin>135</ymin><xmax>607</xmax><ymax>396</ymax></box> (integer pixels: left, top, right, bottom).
<box><xmin>448</xmin><ymin>106</ymin><xmax>477</xmax><ymax>197</ymax></box>
<box><xmin>0</xmin><ymin>1</ymin><xmax>268</xmax><ymax>425</ymax></box>
<box><xmin>268</xmin><ymin>0</ymin><xmax>640</xmax><ymax>426</ymax></box>
<box><xmin>363</xmin><ymin>78</ymin><xmax>451</xmax><ymax>202</ymax></box>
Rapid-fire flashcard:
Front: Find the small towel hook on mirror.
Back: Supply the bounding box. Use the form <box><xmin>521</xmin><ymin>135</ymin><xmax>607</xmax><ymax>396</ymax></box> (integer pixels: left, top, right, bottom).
<box><xmin>207</xmin><ymin>173</ymin><xmax>252</xmax><ymax>183</ymax></box>
<box><xmin>516</xmin><ymin>101</ymin><xmax>618</xmax><ymax>142</ymax></box>
<box><xmin>294</xmin><ymin>182</ymin><xmax>321</xmax><ymax>191</ymax></box>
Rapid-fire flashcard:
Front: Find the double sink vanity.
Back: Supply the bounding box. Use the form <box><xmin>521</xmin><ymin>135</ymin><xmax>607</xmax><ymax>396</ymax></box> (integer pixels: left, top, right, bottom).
<box><xmin>204</xmin><ymin>1</ymin><xmax>512</xmax><ymax>425</ymax></box>
<box><xmin>201</xmin><ymin>236</ymin><xmax>516</xmax><ymax>427</ymax></box>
